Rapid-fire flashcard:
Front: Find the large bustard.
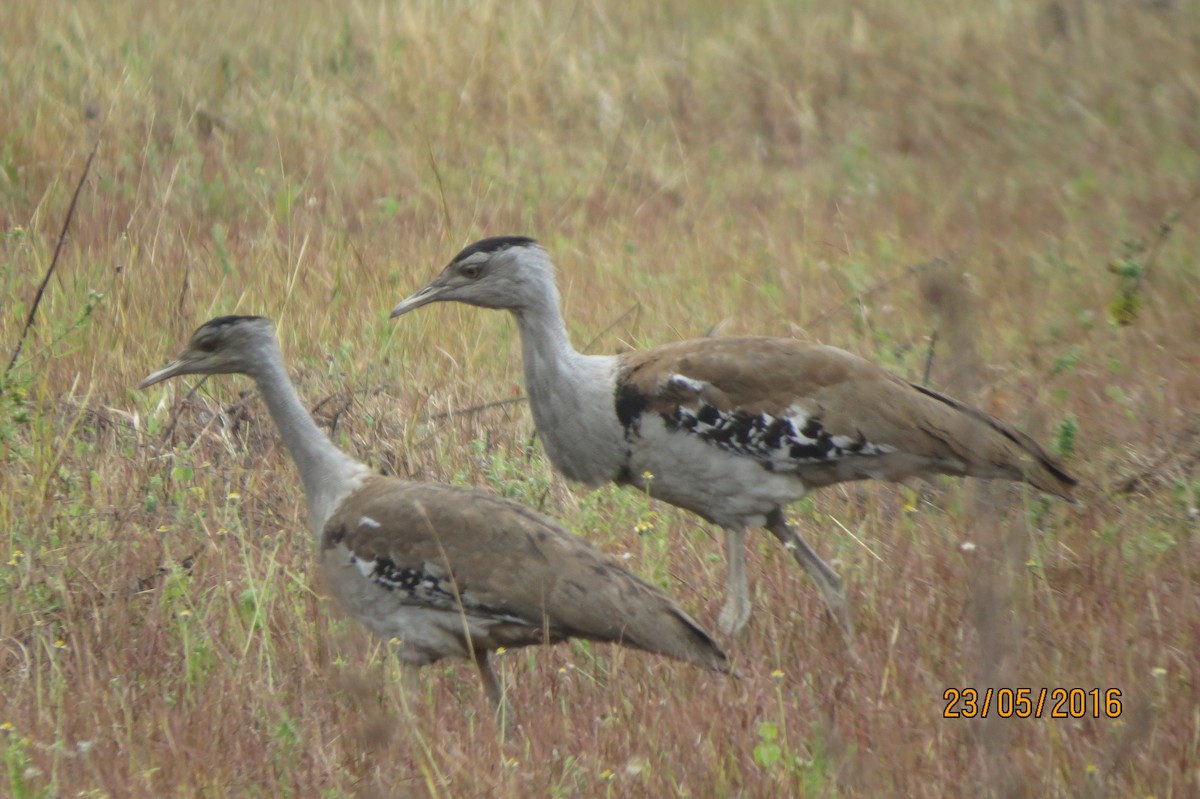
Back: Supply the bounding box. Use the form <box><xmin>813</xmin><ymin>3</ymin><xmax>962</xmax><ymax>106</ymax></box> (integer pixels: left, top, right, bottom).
<box><xmin>390</xmin><ymin>236</ymin><xmax>1078</xmax><ymax>639</ymax></box>
<box><xmin>139</xmin><ymin>316</ymin><xmax>730</xmax><ymax>723</ymax></box>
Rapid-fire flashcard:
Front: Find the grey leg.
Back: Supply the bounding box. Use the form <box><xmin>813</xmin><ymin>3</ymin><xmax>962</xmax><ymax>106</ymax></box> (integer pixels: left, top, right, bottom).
<box><xmin>766</xmin><ymin>509</ymin><xmax>855</xmax><ymax>645</ymax></box>
<box><xmin>717</xmin><ymin>527</ymin><xmax>752</xmax><ymax>636</ymax></box>
<box><xmin>386</xmin><ymin>640</ymin><xmax>422</xmax><ymax>708</ymax></box>
<box><xmin>400</xmin><ymin>662</ymin><xmax>421</xmax><ymax>697</ymax></box>
<box><xmin>474</xmin><ymin>649</ymin><xmax>516</xmax><ymax>739</ymax></box>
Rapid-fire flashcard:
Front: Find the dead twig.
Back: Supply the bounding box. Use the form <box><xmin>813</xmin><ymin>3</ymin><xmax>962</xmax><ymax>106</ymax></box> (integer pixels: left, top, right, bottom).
<box><xmin>426</xmin><ymin>396</ymin><xmax>527</xmax><ymax>422</ymax></box>
<box><xmin>2</xmin><ymin>141</ymin><xmax>100</xmax><ymax>390</ymax></box>
<box><xmin>1109</xmin><ymin>418</ymin><xmax>1200</xmax><ymax>495</ymax></box>
<box><xmin>581</xmin><ymin>302</ymin><xmax>641</xmax><ymax>353</ymax></box>
<box><xmin>1109</xmin><ymin>187</ymin><xmax>1200</xmax><ymax>325</ymax></box>
<box><xmin>1135</xmin><ymin>187</ymin><xmax>1200</xmax><ymax>286</ymax></box>
<box><xmin>312</xmin><ymin>390</ymin><xmax>354</xmax><ymax>436</ymax></box>
<box><xmin>922</xmin><ymin>330</ymin><xmax>939</xmax><ymax>387</ymax></box>
<box><xmin>158</xmin><ymin>377</ymin><xmax>212</xmax><ymax>445</ymax></box>
<box><xmin>802</xmin><ymin>254</ymin><xmax>953</xmax><ymax>331</ymax></box>
<box><xmin>128</xmin><ymin>548</ymin><xmax>203</xmax><ymax>595</ymax></box>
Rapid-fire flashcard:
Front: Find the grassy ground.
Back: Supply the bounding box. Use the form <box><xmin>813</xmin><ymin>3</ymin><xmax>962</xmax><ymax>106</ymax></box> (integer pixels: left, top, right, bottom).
<box><xmin>2</xmin><ymin>0</ymin><xmax>1198</xmax><ymax>795</ymax></box>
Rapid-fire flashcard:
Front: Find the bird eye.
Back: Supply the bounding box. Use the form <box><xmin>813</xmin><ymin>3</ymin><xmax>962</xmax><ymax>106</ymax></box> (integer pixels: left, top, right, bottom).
<box><xmin>195</xmin><ymin>337</ymin><xmax>219</xmax><ymax>353</ymax></box>
<box><xmin>460</xmin><ymin>263</ymin><xmax>484</xmax><ymax>279</ymax></box>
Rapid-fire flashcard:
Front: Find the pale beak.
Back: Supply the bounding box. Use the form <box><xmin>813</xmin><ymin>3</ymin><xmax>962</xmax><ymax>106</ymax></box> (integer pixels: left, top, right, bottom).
<box><xmin>138</xmin><ymin>358</ymin><xmax>187</xmax><ymax>389</ymax></box>
<box><xmin>389</xmin><ymin>283</ymin><xmax>446</xmax><ymax>319</ymax></box>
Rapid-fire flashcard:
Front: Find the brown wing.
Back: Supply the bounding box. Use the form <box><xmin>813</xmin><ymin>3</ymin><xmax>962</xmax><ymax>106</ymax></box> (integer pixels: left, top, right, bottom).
<box><xmin>322</xmin><ymin>476</ymin><xmax>730</xmax><ymax>670</ymax></box>
<box><xmin>618</xmin><ymin>337</ymin><xmax>1076</xmax><ymax>498</ymax></box>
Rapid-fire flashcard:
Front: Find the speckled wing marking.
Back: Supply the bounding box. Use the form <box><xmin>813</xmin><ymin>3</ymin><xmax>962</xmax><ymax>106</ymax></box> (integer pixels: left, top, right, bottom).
<box><xmin>322</xmin><ymin>503</ymin><xmax>541</xmax><ymax>629</ymax></box>
<box><xmin>660</xmin><ymin>374</ymin><xmax>893</xmax><ymax>471</ymax></box>
<box><xmin>342</xmin><ymin>544</ymin><xmax>533</xmax><ymax>626</ymax></box>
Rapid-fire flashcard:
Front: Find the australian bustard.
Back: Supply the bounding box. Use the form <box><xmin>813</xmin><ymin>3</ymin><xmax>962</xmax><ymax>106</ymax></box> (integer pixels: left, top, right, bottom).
<box><xmin>139</xmin><ymin>315</ymin><xmax>730</xmax><ymax>726</ymax></box>
<box><xmin>389</xmin><ymin>236</ymin><xmax>1078</xmax><ymax>640</ymax></box>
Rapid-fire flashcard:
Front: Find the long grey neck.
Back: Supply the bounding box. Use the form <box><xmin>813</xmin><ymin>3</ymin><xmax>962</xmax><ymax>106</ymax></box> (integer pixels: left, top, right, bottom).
<box><xmin>510</xmin><ymin>274</ymin><xmax>624</xmax><ymax>486</ymax></box>
<box><xmin>248</xmin><ymin>343</ymin><xmax>366</xmax><ymax>540</ymax></box>
<box><xmin>513</xmin><ymin>283</ymin><xmax>591</xmax><ymax>387</ymax></box>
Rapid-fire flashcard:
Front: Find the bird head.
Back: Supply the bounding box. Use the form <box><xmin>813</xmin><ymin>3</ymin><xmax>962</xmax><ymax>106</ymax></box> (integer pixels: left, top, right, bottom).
<box><xmin>139</xmin><ymin>315</ymin><xmax>275</xmax><ymax>388</ymax></box>
<box><xmin>390</xmin><ymin>236</ymin><xmax>555</xmax><ymax>318</ymax></box>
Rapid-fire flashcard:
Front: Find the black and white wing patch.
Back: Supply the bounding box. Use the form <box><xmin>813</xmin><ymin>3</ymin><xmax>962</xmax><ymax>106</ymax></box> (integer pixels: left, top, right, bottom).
<box><xmin>351</xmin><ymin>550</ymin><xmax>451</xmax><ymax>596</ymax></box>
<box><xmin>347</xmin><ymin>551</ymin><xmax>535</xmax><ymax>626</ymax></box>
<box><xmin>327</xmin><ymin>516</ymin><xmax>534</xmax><ymax>627</ymax></box>
<box><xmin>659</xmin><ymin>373</ymin><xmax>894</xmax><ymax>470</ymax></box>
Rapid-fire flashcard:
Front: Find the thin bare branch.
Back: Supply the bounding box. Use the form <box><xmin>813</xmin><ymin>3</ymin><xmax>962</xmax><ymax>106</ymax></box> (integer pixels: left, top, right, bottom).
<box><xmin>581</xmin><ymin>302</ymin><xmax>641</xmax><ymax>353</ymax></box>
<box><xmin>922</xmin><ymin>329</ymin><xmax>939</xmax><ymax>387</ymax></box>
<box><xmin>425</xmin><ymin>396</ymin><xmax>527</xmax><ymax>422</ymax></box>
<box><xmin>3</xmin><ymin>141</ymin><xmax>100</xmax><ymax>388</ymax></box>
<box><xmin>802</xmin><ymin>254</ymin><xmax>953</xmax><ymax>331</ymax></box>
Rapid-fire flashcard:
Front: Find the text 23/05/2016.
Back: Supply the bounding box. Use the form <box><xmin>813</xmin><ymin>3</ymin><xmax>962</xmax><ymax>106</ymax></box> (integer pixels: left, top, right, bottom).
<box><xmin>942</xmin><ymin>687</ymin><xmax>1122</xmax><ymax>719</ymax></box>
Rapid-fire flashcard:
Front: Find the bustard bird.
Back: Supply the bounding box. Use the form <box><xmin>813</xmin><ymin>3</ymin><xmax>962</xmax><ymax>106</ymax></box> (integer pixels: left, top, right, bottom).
<box><xmin>390</xmin><ymin>236</ymin><xmax>1078</xmax><ymax>640</ymax></box>
<box><xmin>139</xmin><ymin>316</ymin><xmax>730</xmax><ymax>724</ymax></box>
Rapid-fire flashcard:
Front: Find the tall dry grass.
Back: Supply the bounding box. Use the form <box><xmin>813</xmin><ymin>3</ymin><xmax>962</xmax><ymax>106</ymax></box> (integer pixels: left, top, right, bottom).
<box><xmin>2</xmin><ymin>0</ymin><xmax>1198</xmax><ymax>796</ymax></box>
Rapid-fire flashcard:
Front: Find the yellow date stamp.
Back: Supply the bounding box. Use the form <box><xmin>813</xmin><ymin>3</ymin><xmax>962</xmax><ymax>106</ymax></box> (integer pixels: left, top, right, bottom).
<box><xmin>943</xmin><ymin>688</ymin><xmax>1122</xmax><ymax>719</ymax></box>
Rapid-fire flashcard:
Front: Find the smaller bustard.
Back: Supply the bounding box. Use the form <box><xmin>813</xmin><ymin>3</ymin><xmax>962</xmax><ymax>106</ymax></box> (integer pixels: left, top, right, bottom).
<box><xmin>390</xmin><ymin>236</ymin><xmax>1078</xmax><ymax>640</ymax></box>
<box><xmin>139</xmin><ymin>316</ymin><xmax>730</xmax><ymax>724</ymax></box>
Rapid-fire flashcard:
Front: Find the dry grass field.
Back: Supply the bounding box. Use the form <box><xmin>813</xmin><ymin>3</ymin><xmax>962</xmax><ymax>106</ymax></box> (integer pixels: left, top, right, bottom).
<box><xmin>2</xmin><ymin>0</ymin><xmax>1199</xmax><ymax>796</ymax></box>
